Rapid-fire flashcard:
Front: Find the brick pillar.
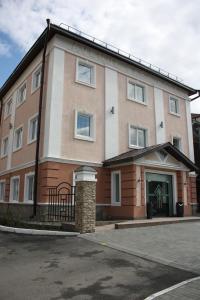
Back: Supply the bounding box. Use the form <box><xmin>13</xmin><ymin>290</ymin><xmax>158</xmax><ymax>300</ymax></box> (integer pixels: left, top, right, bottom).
<box><xmin>75</xmin><ymin>166</ymin><xmax>97</xmax><ymax>233</ymax></box>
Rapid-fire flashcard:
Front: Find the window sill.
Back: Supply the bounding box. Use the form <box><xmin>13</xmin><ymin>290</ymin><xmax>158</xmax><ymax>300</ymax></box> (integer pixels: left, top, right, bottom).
<box><xmin>31</xmin><ymin>85</ymin><xmax>40</xmax><ymax>95</ymax></box>
<box><xmin>1</xmin><ymin>154</ymin><xmax>8</xmax><ymax>159</ymax></box>
<box><xmin>129</xmin><ymin>145</ymin><xmax>145</xmax><ymax>150</ymax></box>
<box><xmin>169</xmin><ymin>112</ymin><xmax>180</xmax><ymax>118</ymax></box>
<box><xmin>9</xmin><ymin>200</ymin><xmax>19</xmax><ymax>203</ymax></box>
<box><xmin>4</xmin><ymin>114</ymin><xmax>11</xmax><ymax>121</ymax></box>
<box><xmin>111</xmin><ymin>202</ymin><xmax>121</xmax><ymax>206</ymax></box>
<box><xmin>127</xmin><ymin>97</ymin><xmax>147</xmax><ymax>106</ymax></box>
<box><xmin>16</xmin><ymin>99</ymin><xmax>26</xmax><ymax>109</ymax></box>
<box><xmin>75</xmin><ymin>79</ymin><xmax>96</xmax><ymax>89</ymax></box>
<box><xmin>13</xmin><ymin>146</ymin><xmax>22</xmax><ymax>153</ymax></box>
<box><xmin>74</xmin><ymin>135</ymin><xmax>95</xmax><ymax>142</ymax></box>
<box><xmin>27</xmin><ymin>139</ymin><xmax>37</xmax><ymax>145</ymax></box>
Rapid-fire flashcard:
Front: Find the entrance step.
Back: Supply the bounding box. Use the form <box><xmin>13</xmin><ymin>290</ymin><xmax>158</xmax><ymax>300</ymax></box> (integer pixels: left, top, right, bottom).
<box><xmin>115</xmin><ymin>216</ymin><xmax>200</xmax><ymax>229</ymax></box>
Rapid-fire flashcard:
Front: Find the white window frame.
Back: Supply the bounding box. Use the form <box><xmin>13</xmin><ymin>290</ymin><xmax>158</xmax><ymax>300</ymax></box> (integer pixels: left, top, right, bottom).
<box><xmin>1</xmin><ymin>135</ymin><xmax>9</xmax><ymax>158</ymax></box>
<box><xmin>169</xmin><ymin>96</ymin><xmax>180</xmax><ymax>116</ymax></box>
<box><xmin>127</xmin><ymin>79</ymin><xmax>147</xmax><ymax>105</ymax></box>
<box><xmin>13</xmin><ymin>125</ymin><xmax>23</xmax><ymax>152</ymax></box>
<box><xmin>24</xmin><ymin>172</ymin><xmax>35</xmax><ymax>203</ymax></box>
<box><xmin>74</xmin><ymin>110</ymin><xmax>95</xmax><ymax>142</ymax></box>
<box><xmin>16</xmin><ymin>82</ymin><xmax>27</xmax><ymax>107</ymax></box>
<box><xmin>4</xmin><ymin>98</ymin><xmax>13</xmax><ymax>119</ymax></box>
<box><xmin>27</xmin><ymin>114</ymin><xmax>38</xmax><ymax>144</ymax></box>
<box><xmin>31</xmin><ymin>65</ymin><xmax>42</xmax><ymax>93</ymax></box>
<box><xmin>172</xmin><ymin>135</ymin><xmax>182</xmax><ymax>150</ymax></box>
<box><xmin>10</xmin><ymin>176</ymin><xmax>20</xmax><ymax>203</ymax></box>
<box><xmin>0</xmin><ymin>180</ymin><xmax>6</xmax><ymax>202</ymax></box>
<box><xmin>76</xmin><ymin>58</ymin><xmax>96</xmax><ymax>88</ymax></box>
<box><xmin>129</xmin><ymin>124</ymin><xmax>148</xmax><ymax>149</ymax></box>
<box><xmin>111</xmin><ymin>170</ymin><xmax>121</xmax><ymax>206</ymax></box>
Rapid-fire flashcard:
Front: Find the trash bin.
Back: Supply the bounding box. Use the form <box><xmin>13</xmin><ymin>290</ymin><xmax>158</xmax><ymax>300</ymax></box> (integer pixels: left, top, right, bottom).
<box><xmin>176</xmin><ymin>201</ymin><xmax>184</xmax><ymax>217</ymax></box>
<box><xmin>147</xmin><ymin>202</ymin><xmax>153</xmax><ymax>219</ymax></box>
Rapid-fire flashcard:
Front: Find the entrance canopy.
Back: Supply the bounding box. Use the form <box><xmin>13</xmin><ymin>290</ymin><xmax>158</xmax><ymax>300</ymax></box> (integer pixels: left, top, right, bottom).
<box><xmin>103</xmin><ymin>142</ymin><xmax>198</xmax><ymax>172</ymax></box>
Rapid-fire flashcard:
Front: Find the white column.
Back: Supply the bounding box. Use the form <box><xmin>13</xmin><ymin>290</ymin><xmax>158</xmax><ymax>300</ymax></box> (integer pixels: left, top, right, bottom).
<box><xmin>43</xmin><ymin>47</ymin><xmax>65</xmax><ymax>158</ymax></box>
<box><xmin>7</xmin><ymin>90</ymin><xmax>17</xmax><ymax>170</ymax></box>
<box><xmin>186</xmin><ymin>99</ymin><xmax>194</xmax><ymax>162</ymax></box>
<box><xmin>105</xmin><ymin>67</ymin><xmax>119</xmax><ymax>159</ymax></box>
<box><xmin>154</xmin><ymin>87</ymin><xmax>166</xmax><ymax>144</ymax></box>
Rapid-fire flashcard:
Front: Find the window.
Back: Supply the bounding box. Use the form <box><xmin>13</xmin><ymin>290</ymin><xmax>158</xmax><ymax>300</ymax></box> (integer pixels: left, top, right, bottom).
<box><xmin>1</xmin><ymin>136</ymin><xmax>8</xmax><ymax>157</ymax></box>
<box><xmin>10</xmin><ymin>177</ymin><xmax>20</xmax><ymax>202</ymax></box>
<box><xmin>14</xmin><ymin>127</ymin><xmax>23</xmax><ymax>151</ymax></box>
<box><xmin>32</xmin><ymin>66</ymin><xmax>41</xmax><ymax>91</ymax></box>
<box><xmin>17</xmin><ymin>83</ymin><xmax>26</xmax><ymax>105</ymax></box>
<box><xmin>28</xmin><ymin>115</ymin><xmax>38</xmax><ymax>143</ymax></box>
<box><xmin>24</xmin><ymin>173</ymin><xmax>34</xmax><ymax>202</ymax></box>
<box><xmin>76</xmin><ymin>59</ymin><xmax>95</xmax><ymax>87</ymax></box>
<box><xmin>75</xmin><ymin>111</ymin><xmax>95</xmax><ymax>141</ymax></box>
<box><xmin>0</xmin><ymin>181</ymin><xmax>5</xmax><ymax>201</ymax></box>
<box><xmin>169</xmin><ymin>96</ymin><xmax>179</xmax><ymax>115</ymax></box>
<box><xmin>111</xmin><ymin>171</ymin><xmax>121</xmax><ymax>205</ymax></box>
<box><xmin>129</xmin><ymin>125</ymin><xmax>147</xmax><ymax>148</ymax></box>
<box><xmin>128</xmin><ymin>81</ymin><xmax>145</xmax><ymax>103</ymax></box>
<box><xmin>173</xmin><ymin>136</ymin><xmax>181</xmax><ymax>150</ymax></box>
<box><xmin>4</xmin><ymin>98</ymin><xmax>12</xmax><ymax>118</ymax></box>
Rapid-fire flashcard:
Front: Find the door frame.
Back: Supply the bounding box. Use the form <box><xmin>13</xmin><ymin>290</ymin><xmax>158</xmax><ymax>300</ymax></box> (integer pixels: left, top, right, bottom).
<box><xmin>145</xmin><ymin>169</ymin><xmax>177</xmax><ymax>216</ymax></box>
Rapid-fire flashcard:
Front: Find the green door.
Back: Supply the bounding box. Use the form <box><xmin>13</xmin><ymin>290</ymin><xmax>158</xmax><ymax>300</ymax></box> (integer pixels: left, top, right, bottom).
<box><xmin>146</xmin><ymin>173</ymin><xmax>173</xmax><ymax>217</ymax></box>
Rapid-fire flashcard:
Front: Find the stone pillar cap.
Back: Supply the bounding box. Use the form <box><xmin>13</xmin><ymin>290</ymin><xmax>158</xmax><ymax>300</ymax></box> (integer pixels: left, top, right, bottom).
<box><xmin>75</xmin><ymin>165</ymin><xmax>97</xmax><ymax>182</ymax></box>
<box><xmin>75</xmin><ymin>166</ymin><xmax>97</xmax><ymax>173</ymax></box>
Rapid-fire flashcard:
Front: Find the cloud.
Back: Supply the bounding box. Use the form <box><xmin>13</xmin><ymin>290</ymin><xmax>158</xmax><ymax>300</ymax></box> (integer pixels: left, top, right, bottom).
<box><xmin>0</xmin><ymin>0</ymin><xmax>200</xmax><ymax>111</ymax></box>
<box><xmin>0</xmin><ymin>41</ymin><xmax>11</xmax><ymax>57</ymax></box>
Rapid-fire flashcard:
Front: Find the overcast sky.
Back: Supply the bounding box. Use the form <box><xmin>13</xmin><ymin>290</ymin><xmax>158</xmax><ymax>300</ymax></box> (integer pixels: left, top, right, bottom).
<box><xmin>0</xmin><ymin>0</ymin><xmax>199</xmax><ymax>112</ymax></box>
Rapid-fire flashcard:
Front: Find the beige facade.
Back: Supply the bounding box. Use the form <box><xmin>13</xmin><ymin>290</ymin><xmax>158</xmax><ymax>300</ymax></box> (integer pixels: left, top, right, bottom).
<box><xmin>0</xmin><ymin>25</ymin><xmax>197</xmax><ymax>221</ymax></box>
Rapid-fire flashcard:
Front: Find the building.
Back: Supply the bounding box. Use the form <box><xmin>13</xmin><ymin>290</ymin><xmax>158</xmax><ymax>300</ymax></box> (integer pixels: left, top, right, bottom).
<box><xmin>192</xmin><ymin>113</ymin><xmax>200</xmax><ymax>208</ymax></box>
<box><xmin>0</xmin><ymin>22</ymin><xmax>198</xmax><ymax>221</ymax></box>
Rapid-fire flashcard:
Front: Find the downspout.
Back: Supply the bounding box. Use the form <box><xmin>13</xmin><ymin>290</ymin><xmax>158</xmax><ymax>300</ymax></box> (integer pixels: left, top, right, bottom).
<box><xmin>33</xmin><ymin>19</ymin><xmax>51</xmax><ymax>217</ymax></box>
<box><xmin>190</xmin><ymin>90</ymin><xmax>200</xmax><ymax>101</ymax></box>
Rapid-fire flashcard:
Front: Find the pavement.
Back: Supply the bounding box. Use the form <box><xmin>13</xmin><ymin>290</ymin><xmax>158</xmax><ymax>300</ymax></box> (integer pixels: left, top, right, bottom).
<box><xmin>0</xmin><ymin>230</ymin><xmax>196</xmax><ymax>300</ymax></box>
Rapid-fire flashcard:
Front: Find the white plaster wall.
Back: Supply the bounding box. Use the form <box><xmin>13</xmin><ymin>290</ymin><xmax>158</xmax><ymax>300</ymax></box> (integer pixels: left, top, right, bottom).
<box><xmin>154</xmin><ymin>87</ymin><xmax>166</xmax><ymax>144</ymax></box>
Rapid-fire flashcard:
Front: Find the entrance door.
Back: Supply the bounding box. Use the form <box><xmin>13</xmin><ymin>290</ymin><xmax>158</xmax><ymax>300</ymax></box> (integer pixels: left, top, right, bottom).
<box><xmin>146</xmin><ymin>173</ymin><xmax>173</xmax><ymax>217</ymax></box>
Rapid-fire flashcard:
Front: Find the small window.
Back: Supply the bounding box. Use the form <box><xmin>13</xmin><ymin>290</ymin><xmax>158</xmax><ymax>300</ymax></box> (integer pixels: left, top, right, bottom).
<box><xmin>1</xmin><ymin>137</ymin><xmax>9</xmax><ymax>157</ymax></box>
<box><xmin>10</xmin><ymin>177</ymin><xmax>20</xmax><ymax>202</ymax></box>
<box><xmin>14</xmin><ymin>127</ymin><xmax>23</xmax><ymax>151</ymax></box>
<box><xmin>17</xmin><ymin>83</ymin><xmax>26</xmax><ymax>105</ymax></box>
<box><xmin>173</xmin><ymin>136</ymin><xmax>181</xmax><ymax>150</ymax></box>
<box><xmin>169</xmin><ymin>96</ymin><xmax>179</xmax><ymax>115</ymax></box>
<box><xmin>0</xmin><ymin>181</ymin><xmax>5</xmax><ymax>201</ymax></box>
<box><xmin>129</xmin><ymin>125</ymin><xmax>147</xmax><ymax>148</ymax></box>
<box><xmin>75</xmin><ymin>112</ymin><xmax>94</xmax><ymax>141</ymax></box>
<box><xmin>32</xmin><ymin>66</ymin><xmax>42</xmax><ymax>91</ymax></box>
<box><xmin>111</xmin><ymin>171</ymin><xmax>121</xmax><ymax>205</ymax></box>
<box><xmin>76</xmin><ymin>59</ymin><xmax>95</xmax><ymax>86</ymax></box>
<box><xmin>28</xmin><ymin>115</ymin><xmax>38</xmax><ymax>143</ymax></box>
<box><xmin>24</xmin><ymin>173</ymin><xmax>34</xmax><ymax>202</ymax></box>
<box><xmin>4</xmin><ymin>98</ymin><xmax>12</xmax><ymax>118</ymax></box>
<box><xmin>128</xmin><ymin>81</ymin><xmax>145</xmax><ymax>103</ymax></box>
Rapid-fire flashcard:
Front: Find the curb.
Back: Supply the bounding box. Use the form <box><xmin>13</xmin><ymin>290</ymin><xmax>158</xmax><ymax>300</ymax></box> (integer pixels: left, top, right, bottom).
<box><xmin>0</xmin><ymin>225</ymin><xmax>79</xmax><ymax>236</ymax></box>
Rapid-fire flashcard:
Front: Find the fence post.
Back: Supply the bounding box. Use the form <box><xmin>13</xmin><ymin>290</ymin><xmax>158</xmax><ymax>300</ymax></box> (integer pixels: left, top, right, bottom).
<box><xmin>74</xmin><ymin>166</ymin><xmax>97</xmax><ymax>233</ymax></box>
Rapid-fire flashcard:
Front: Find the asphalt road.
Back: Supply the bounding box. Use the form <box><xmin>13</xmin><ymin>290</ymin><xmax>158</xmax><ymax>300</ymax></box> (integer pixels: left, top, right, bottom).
<box><xmin>0</xmin><ymin>232</ymin><xmax>196</xmax><ymax>300</ymax></box>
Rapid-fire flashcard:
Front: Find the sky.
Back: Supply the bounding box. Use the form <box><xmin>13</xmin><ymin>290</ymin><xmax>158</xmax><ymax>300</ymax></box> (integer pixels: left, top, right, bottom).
<box><xmin>0</xmin><ymin>0</ymin><xmax>200</xmax><ymax>112</ymax></box>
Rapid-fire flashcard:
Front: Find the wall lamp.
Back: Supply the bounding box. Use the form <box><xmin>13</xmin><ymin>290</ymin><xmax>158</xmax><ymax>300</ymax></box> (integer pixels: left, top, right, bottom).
<box><xmin>110</xmin><ymin>106</ymin><xmax>115</xmax><ymax>114</ymax></box>
<box><xmin>160</xmin><ymin>121</ymin><xmax>164</xmax><ymax>128</ymax></box>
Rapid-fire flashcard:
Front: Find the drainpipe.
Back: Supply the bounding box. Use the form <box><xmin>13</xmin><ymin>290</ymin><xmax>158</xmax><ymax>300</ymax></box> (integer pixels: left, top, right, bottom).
<box><xmin>190</xmin><ymin>90</ymin><xmax>200</xmax><ymax>101</ymax></box>
<box><xmin>33</xmin><ymin>19</ymin><xmax>51</xmax><ymax>217</ymax></box>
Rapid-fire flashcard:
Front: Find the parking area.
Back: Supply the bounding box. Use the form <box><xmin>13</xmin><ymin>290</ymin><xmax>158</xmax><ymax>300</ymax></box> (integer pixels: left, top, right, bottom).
<box><xmin>83</xmin><ymin>221</ymin><xmax>200</xmax><ymax>274</ymax></box>
<box><xmin>0</xmin><ymin>230</ymin><xmax>196</xmax><ymax>300</ymax></box>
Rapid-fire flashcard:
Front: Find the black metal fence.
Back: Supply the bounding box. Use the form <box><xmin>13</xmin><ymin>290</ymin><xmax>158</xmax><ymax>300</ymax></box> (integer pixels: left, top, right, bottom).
<box><xmin>48</xmin><ymin>182</ymin><xmax>76</xmax><ymax>222</ymax></box>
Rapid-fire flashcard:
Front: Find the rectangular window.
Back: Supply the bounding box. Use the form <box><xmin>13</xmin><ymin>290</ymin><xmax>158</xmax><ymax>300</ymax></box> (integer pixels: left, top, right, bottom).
<box><xmin>173</xmin><ymin>137</ymin><xmax>181</xmax><ymax>150</ymax></box>
<box><xmin>17</xmin><ymin>83</ymin><xmax>26</xmax><ymax>105</ymax></box>
<box><xmin>14</xmin><ymin>127</ymin><xmax>23</xmax><ymax>151</ymax></box>
<box><xmin>169</xmin><ymin>96</ymin><xmax>179</xmax><ymax>115</ymax></box>
<box><xmin>10</xmin><ymin>177</ymin><xmax>20</xmax><ymax>202</ymax></box>
<box><xmin>75</xmin><ymin>111</ymin><xmax>94</xmax><ymax>141</ymax></box>
<box><xmin>76</xmin><ymin>59</ymin><xmax>95</xmax><ymax>87</ymax></box>
<box><xmin>129</xmin><ymin>125</ymin><xmax>147</xmax><ymax>148</ymax></box>
<box><xmin>32</xmin><ymin>66</ymin><xmax>41</xmax><ymax>91</ymax></box>
<box><xmin>28</xmin><ymin>115</ymin><xmax>38</xmax><ymax>143</ymax></box>
<box><xmin>1</xmin><ymin>137</ymin><xmax>8</xmax><ymax>157</ymax></box>
<box><xmin>24</xmin><ymin>173</ymin><xmax>34</xmax><ymax>202</ymax></box>
<box><xmin>0</xmin><ymin>181</ymin><xmax>5</xmax><ymax>201</ymax></box>
<box><xmin>128</xmin><ymin>81</ymin><xmax>145</xmax><ymax>103</ymax></box>
<box><xmin>4</xmin><ymin>98</ymin><xmax>12</xmax><ymax>118</ymax></box>
<box><xmin>111</xmin><ymin>171</ymin><xmax>121</xmax><ymax>205</ymax></box>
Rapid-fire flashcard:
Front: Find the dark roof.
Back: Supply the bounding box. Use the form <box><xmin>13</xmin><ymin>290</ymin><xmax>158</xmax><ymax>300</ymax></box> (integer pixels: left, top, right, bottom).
<box><xmin>192</xmin><ymin>113</ymin><xmax>200</xmax><ymax>119</ymax></box>
<box><xmin>103</xmin><ymin>142</ymin><xmax>198</xmax><ymax>171</ymax></box>
<box><xmin>0</xmin><ymin>23</ymin><xmax>197</xmax><ymax>99</ymax></box>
